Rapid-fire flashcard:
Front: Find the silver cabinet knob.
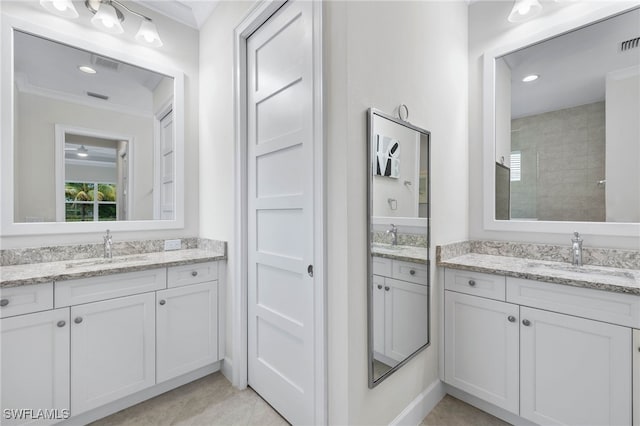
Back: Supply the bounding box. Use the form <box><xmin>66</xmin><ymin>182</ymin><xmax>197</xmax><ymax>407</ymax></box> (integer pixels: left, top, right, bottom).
<box><xmin>159</xmin><ymin>299</ymin><xmax>166</xmax><ymax>305</ymax></box>
<box><xmin>0</xmin><ymin>299</ymin><xmax>9</xmax><ymax>307</ymax></box>
<box><xmin>468</xmin><ymin>280</ymin><xmax>476</xmax><ymax>287</ymax></box>
<box><xmin>377</xmin><ymin>285</ymin><xmax>383</xmax><ymax>290</ymax></box>
<box><xmin>74</xmin><ymin>317</ymin><xmax>83</xmax><ymax>324</ymax></box>
<box><xmin>384</xmin><ymin>286</ymin><xmax>390</xmax><ymax>291</ymax></box>
<box><xmin>522</xmin><ymin>319</ymin><xmax>531</xmax><ymax>326</ymax></box>
<box><xmin>507</xmin><ymin>315</ymin><xmax>516</xmax><ymax>323</ymax></box>
<box><xmin>57</xmin><ymin>320</ymin><xmax>66</xmax><ymax>328</ymax></box>
<box><xmin>409</xmin><ymin>269</ymin><xmax>416</xmax><ymax>276</ymax></box>
<box><xmin>191</xmin><ymin>271</ymin><xmax>198</xmax><ymax>277</ymax></box>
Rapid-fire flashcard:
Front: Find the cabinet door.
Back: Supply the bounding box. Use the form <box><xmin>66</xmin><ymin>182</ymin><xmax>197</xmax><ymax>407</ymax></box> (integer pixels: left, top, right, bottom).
<box><xmin>156</xmin><ymin>281</ymin><xmax>219</xmax><ymax>383</ymax></box>
<box><xmin>71</xmin><ymin>293</ymin><xmax>155</xmax><ymax>415</ymax></box>
<box><xmin>634</xmin><ymin>329</ymin><xmax>640</xmax><ymax>426</ymax></box>
<box><xmin>444</xmin><ymin>291</ymin><xmax>519</xmax><ymax>414</ymax></box>
<box><xmin>372</xmin><ymin>275</ymin><xmax>385</xmax><ymax>356</ymax></box>
<box><xmin>385</xmin><ymin>278</ymin><xmax>429</xmax><ymax>362</ymax></box>
<box><xmin>520</xmin><ymin>307</ymin><xmax>632</xmax><ymax>426</ymax></box>
<box><xmin>1</xmin><ymin>309</ymin><xmax>70</xmax><ymax>426</ymax></box>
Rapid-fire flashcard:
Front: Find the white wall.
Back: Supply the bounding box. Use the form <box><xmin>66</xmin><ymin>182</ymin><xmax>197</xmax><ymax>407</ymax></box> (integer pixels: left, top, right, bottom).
<box><xmin>468</xmin><ymin>0</ymin><xmax>640</xmax><ymax>249</ymax></box>
<box><xmin>605</xmin><ymin>67</ymin><xmax>640</xmax><ymax>223</ymax></box>
<box><xmin>0</xmin><ymin>0</ymin><xmax>200</xmax><ymax>248</ymax></box>
<box><xmin>324</xmin><ymin>1</ymin><xmax>468</xmax><ymax>423</ymax></box>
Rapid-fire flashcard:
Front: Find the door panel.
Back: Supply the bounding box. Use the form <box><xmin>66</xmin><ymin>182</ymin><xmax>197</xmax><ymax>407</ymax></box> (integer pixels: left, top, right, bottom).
<box><xmin>247</xmin><ymin>1</ymin><xmax>315</xmax><ymax>424</ymax></box>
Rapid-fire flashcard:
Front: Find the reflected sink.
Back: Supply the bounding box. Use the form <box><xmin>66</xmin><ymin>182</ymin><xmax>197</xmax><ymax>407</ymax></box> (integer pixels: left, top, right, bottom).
<box><xmin>372</xmin><ymin>243</ymin><xmax>403</xmax><ymax>251</ymax></box>
<box><xmin>526</xmin><ymin>262</ymin><xmax>635</xmax><ymax>280</ymax></box>
<box><xmin>66</xmin><ymin>254</ymin><xmax>150</xmax><ymax>269</ymax></box>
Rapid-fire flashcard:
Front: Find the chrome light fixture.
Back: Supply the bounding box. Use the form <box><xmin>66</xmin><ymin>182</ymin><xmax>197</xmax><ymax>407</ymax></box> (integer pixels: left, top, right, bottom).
<box><xmin>508</xmin><ymin>0</ymin><xmax>543</xmax><ymax>23</ymax></box>
<box><xmin>40</xmin><ymin>0</ymin><xmax>163</xmax><ymax>48</ymax></box>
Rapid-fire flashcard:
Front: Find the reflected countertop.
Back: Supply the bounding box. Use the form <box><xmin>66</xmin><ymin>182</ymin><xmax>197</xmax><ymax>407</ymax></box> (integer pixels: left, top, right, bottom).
<box><xmin>371</xmin><ymin>243</ymin><xmax>429</xmax><ymax>263</ymax></box>
<box><xmin>438</xmin><ymin>253</ymin><xmax>640</xmax><ymax>295</ymax></box>
<box><xmin>0</xmin><ymin>248</ymin><xmax>226</xmax><ymax>289</ymax></box>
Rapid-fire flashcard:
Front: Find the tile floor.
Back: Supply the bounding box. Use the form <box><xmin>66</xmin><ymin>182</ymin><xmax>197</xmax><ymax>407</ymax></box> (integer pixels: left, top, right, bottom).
<box><xmin>92</xmin><ymin>373</ymin><xmax>509</xmax><ymax>426</ymax></box>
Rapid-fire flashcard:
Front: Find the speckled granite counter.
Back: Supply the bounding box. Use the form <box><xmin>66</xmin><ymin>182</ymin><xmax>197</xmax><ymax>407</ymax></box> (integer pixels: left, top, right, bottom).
<box><xmin>371</xmin><ymin>243</ymin><xmax>428</xmax><ymax>263</ymax></box>
<box><xmin>437</xmin><ymin>241</ymin><xmax>640</xmax><ymax>296</ymax></box>
<box><xmin>0</xmin><ymin>248</ymin><xmax>226</xmax><ymax>288</ymax></box>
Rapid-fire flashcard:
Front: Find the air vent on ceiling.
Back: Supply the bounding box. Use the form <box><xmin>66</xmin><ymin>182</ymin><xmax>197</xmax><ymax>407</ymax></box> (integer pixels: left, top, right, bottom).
<box><xmin>87</xmin><ymin>91</ymin><xmax>109</xmax><ymax>101</ymax></box>
<box><xmin>90</xmin><ymin>54</ymin><xmax>120</xmax><ymax>71</ymax></box>
<box><xmin>621</xmin><ymin>37</ymin><xmax>639</xmax><ymax>51</ymax></box>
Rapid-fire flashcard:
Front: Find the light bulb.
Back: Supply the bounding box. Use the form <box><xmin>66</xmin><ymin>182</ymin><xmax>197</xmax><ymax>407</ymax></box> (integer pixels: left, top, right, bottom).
<box><xmin>518</xmin><ymin>3</ymin><xmax>531</xmax><ymax>15</ymax></box>
<box><xmin>53</xmin><ymin>1</ymin><xmax>66</xmax><ymax>11</ymax></box>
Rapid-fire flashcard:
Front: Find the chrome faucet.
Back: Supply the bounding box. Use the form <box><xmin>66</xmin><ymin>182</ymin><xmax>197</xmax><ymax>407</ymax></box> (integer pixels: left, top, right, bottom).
<box><xmin>386</xmin><ymin>224</ymin><xmax>398</xmax><ymax>246</ymax></box>
<box><xmin>103</xmin><ymin>229</ymin><xmax>113</xmax><ymax>259</ymax></box>
<box><xmin>571</xmin><ymin>231</ymin><xmax>583</xmax><ymax>266</ymax></box>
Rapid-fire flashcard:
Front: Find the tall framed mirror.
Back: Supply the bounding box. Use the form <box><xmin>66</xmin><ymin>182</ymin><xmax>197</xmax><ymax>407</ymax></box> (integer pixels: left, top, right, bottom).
<box><xmin>367</xmin><ymin>108</ymin><xmax>431</xmax><ymax>387</ymax></box>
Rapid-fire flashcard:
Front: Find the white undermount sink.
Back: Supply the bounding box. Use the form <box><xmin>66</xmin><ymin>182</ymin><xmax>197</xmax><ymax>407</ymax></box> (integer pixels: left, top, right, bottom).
<box><xmin>526</xmin><ymin>262</ymin><xmax>635</xmax><ymax>280</ymax></box>
<box><xmin>65</xmin><ymin>254</ymin><xmax>150</xmax><ymax>269</ymax></box>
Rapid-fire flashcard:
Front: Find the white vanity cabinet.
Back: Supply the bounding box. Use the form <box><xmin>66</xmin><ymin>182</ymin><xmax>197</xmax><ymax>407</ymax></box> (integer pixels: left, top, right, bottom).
<box><xmin>443</xmin><ymin>268</ymin><xmax>635</xmax><ymax>426</ymax></box>
<box><xmin>373</xmin><ymin>257</ymin><xmax>429</xmax><ymax>363</ymax></box>
<box><xmin>1</xmin><ymin>308</ymin><xmax>70</xmax><ymax>426</ymax></box>
<box><xmin>634</xmin><ymin>329</ymin><xmax>640</xmax><ymax>426</ymax></box>
<box><xmin>70</xmin><ymin>292</ymin><xmax>156</xmax><ymax>415</ymax></box>
<box><xmin>156</xmin><ymin>280</ymin><xmax>219</xmax><ymax>382</ymax></box>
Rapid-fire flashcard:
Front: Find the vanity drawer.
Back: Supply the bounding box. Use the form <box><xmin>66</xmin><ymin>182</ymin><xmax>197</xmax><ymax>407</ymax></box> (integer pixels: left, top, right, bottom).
<box><xmin>0</xmin><ymin>283</ymin><xmax>53</xmax><ymax>318</ymax></box>
<box><xmin>507</xmin><ymin>277</ymin><xmax>640</xmax><ymax>328</ymax></box>
<box><xmin>393</xmin><ymin>260</ymin><xmax>428</xmax><ymax>285</ymax></box>
<box><xmin>55</xmin><ymin>268</ymin><xmax>166</xmax><ymax>307</ymax></box>
<box><xmin>372</xmin><ymin>257</ymin><xmax>392</xmax><ymax>277</ymax></box>
<box><xmin>445</xmin><ymin>269</ymin><xmax>506</xmax><ymax>301</ymax></box>
<box><xmin>167</xmin><ymin>261</ymin><xmax>218</xmax><ymax>288</ymax></box>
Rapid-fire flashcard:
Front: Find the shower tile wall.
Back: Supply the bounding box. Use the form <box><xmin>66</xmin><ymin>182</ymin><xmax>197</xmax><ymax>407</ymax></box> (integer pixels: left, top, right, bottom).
<box><xmin>510</xmin><ymin>101</ymin><xmax>605</xmax><ymax>222</ymax></box>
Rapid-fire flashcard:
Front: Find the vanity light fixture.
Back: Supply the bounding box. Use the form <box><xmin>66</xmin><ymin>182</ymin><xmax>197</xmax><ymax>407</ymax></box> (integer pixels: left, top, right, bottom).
<box><xmin>77</xmin><ymin>145</ymin><xmax>89</xmax><ymax>157</ymax></box>
<box><xmin>508</xmin><ymin>0</ymin><xmax>543</xmax><ymax>23</ymax></box>
<box><xmin>40</xmin><ymin>0</ymin><xmax>79</xmax><ymax>18</ymax></box>
<box><xmin>522</xmin><ymin>74</ymin><xmax>539</xmax><ymax>82</ymax></box>
<box><xmin>78</xmin><ymin>65</ymin><xmax>97</xmax><ymax>74</ymax></box>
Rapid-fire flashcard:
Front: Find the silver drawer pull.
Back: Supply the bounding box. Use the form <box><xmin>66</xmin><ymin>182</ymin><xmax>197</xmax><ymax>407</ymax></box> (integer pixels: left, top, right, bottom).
<box><xmin>191</xmin><ymin>271</ymin><xmax>198</xmax><ymax>277</ymax></box>
<box><xmin>468</xmin><ymin>280</ymin><xmax>476</xmax><ymax>287</ymax></box>
<box><xmin>0</xmin><ymin>299</ymin><xmax>9</xmax><ymax>307</ymax></box>
<box><xmin>74</xmin><ymin>317</ymin><xmax>83</xmax><ymax>324</ymax></box>
<box><xmin>159</xmin><ymin>299</ymin><xmax>166</xmax><ymax>305</ymax></box>
<box><xmin>384</xmin><ymin>286</ymin><xmax>390</xmax><ymax>291</ymax></box>
<box><xmin>522</xmin><ymin>319</ymin><xmax>531</xmax><ymax>326</ymax></box>
<box><xmin>507</xmin><ymin>315</ymin><xmax>516</xmax><ymax>323</ymax></box>
<box><xmin>57</xmin><ymin>320</ymin><xmax>66</xmax><ymax>328</ymax></box>
<box><xmin>377</xmin><ymin>285</ymin><xmax>383</xmax><ymax>290</ymax></box>
<box><xmin>409</xmin><ymin>270</ymin><xmax>416</xmax><ymax>276</ymax></box>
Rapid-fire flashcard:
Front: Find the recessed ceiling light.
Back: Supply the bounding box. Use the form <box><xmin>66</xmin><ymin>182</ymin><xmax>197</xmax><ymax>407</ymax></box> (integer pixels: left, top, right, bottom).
<box><xmin>522</xmin><ymin>74</ymin><xmax>539</xmax><ymax>82</ymax></box>
<box><xmin>77</xmin><ymin>145</ymin><xmax>89</xmax><ymax>157</ymax></box>
<box><xmin>78</xmin><ymin>65</ymin><xmax>97</xmax><ymax>74</ymax></box>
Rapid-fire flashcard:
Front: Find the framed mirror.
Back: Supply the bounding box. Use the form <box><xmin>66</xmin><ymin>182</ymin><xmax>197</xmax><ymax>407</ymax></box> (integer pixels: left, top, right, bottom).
<box><xmin>1</xmin><ymin>18</ymin><xmax>184</xmax><ymax>235</ymax></box>
<box><xmin>482</xmin><ymin>4</ymin><xmax>640</xmax><ymax>237</ymax></box>
<box><xmin>367</xmin><ymin>108</ymin><xmax>430</xmax><ymax>387</ymax></box>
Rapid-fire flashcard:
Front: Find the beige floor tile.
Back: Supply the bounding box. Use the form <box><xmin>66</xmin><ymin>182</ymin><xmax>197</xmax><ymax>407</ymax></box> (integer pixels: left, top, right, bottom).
<box><xmin>421</xmin><ymin>395</ymin><xmax>510</xmax><ymax>426</ymax></box>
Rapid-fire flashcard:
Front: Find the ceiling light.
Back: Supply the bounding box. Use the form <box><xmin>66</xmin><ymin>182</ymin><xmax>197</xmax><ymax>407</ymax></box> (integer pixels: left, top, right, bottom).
<box><xmin>135</xmin><ymin>19</ymin><xmax>163</xmax><ymax>48</ymax></box>
<box><xmin>40</xmin><ymin>0</ymin><xmax>79</xmax><ymax>18</ymax></box>
<box><xmin>508</xmin><ymin>0</ymin><xmax>543</xmax><ymax>23</ymax></box>
<box><xmin>91</xmin><ymin>2</ymin><xmax>124</xmax><ymax>34</ymax></box>
<box><xmin>77</xmin><ymin>145</ymin><xmax>89</xmax><ymax>157</ymax></box>
<box><xmin>522</xmin><ymin>74</ymin><xmax>539</xmax><ymax>82</ymax></box>
<box><xmin>78</xmin><ymin>65</ymin><xmax>97</xmax><ymax>74</ymax></box>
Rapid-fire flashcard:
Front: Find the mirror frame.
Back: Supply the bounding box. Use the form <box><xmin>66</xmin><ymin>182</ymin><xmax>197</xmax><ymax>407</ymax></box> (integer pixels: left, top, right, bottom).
<box><xmin>1</xmin><ymin>15</ymin><xmax>185</xmax><ymax>235</ymax></box>
<box><xmin>482</xmin><ymin>2</ymin><xmax>640</xmax><ymax>237</ymax></box>
<box><xmin>367</xmin><ymin>108</ymin><xmax>431</xmax><ymax>388</ymax></box>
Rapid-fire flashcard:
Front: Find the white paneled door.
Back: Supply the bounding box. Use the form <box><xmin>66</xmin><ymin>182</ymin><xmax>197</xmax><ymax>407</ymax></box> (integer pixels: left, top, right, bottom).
<box><xmin>246</xmin><ymin>1</ymin><xmax>316</xmax><ymax>424</ymax></box>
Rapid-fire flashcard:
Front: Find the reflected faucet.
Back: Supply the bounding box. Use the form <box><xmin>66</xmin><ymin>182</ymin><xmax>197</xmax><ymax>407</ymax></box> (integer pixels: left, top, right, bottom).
<box><xmin>103</xmin><ymin>229</ymin><xmax>113</xmax><ymax>259</ymax></box>
<box><xmin>386</xmin><ymin>224</ymin><xmax>398</xmax><ymax>246</ymax></box>
<box><xmin>571</xmin><ymin>231</ymin><xmax>583</xmax><ymax>266</ymax></box>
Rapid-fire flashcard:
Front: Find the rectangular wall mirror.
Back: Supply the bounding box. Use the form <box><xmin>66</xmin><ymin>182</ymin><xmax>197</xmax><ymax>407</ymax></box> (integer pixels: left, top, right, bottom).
<box><xmin>1</xmin><ymin>19</ymin><xmax>184</xmax><ymax>235</ymax></box>
<box><xmin>490</xmin><ymin>7</ymin><xmax>640</xmax><ymax>225</ymax></box>
<box><xmin>367</xmin><ymin>108</ymin><xmax>430</xmax><ymax>388</ymax></box>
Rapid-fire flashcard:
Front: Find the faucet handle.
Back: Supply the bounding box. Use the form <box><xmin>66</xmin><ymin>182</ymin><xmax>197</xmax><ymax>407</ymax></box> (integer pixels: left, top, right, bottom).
<box><xmin>572</xmin><ymin>231</ymin><xmax>582</xmax><ymax>242</ymax></box>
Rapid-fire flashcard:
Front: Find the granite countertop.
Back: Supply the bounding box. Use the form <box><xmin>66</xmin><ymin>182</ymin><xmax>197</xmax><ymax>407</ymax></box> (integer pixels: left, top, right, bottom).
<box><xmin>371</xmin><ymin>243</ymin><xmax>429</xmax><ymax>263</ymax></box>
<box><xmin>0</xmin><ymin>248</ymin><xmax>226</xmax><ymax>289</ymax></box>
<box><xmin>438</xmin><ymin>253</ymin><xmax>640</xmax><ymax>296</ymax></box>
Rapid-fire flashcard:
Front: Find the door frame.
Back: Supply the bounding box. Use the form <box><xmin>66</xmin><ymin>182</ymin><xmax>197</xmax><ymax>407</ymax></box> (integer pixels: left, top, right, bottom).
<box><xmin>232</xmin><ymin>0</ymin><xmax>326</xmax><ymax>424</ymax></box>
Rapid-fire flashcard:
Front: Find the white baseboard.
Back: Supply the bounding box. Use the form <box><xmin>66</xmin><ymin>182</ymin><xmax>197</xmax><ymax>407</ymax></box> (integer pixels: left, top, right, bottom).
<box><xmin>59</xmin><ymin>362</ymin><xmax>221</xmax><ymax>426</ymax></box>
<box><xmin>221</xmin><ymin>356</ymin><xmax>233</xmax><ymax>384</ymax></box>
<box><xmin>390</xmin><ymin>379</ymin><xmax>446</xmax><ymax>426</ymax></box>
